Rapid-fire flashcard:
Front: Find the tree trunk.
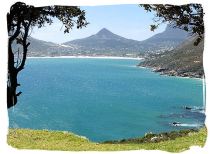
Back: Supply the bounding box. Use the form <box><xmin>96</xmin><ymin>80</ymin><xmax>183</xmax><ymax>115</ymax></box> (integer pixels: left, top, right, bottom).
<box><xmin>7</xmin><ymin>71</ymin><xmax>18</xmax><ymax>108</ymax></box>
<box><xmin>7</xmin><ymin>39</ymin><xmax>19</xmax><ymax>108</ymax></box>
<box><xmin>7</xmin><ymin>21</ymin><xmax>30</xmax><ymax>108</ymax></box>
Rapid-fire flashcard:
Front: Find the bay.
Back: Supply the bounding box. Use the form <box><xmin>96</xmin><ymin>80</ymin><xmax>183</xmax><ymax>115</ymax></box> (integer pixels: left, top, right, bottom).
<box><xmin>8</xmin><ymin>58</ymin><xmax>205</xmax><ymax>142</ymax></box>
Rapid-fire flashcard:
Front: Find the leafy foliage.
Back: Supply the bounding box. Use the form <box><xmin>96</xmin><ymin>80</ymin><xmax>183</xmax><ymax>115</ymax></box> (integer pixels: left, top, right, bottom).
<box><xmin>7</xmin><ymin>2</ymin><xmax>87</xmax><ymax>108</ymax></box>
<box><xmin>140</xmin><ymin>4</ymin><xmax>204</xmax><ymax>45</ymax></box>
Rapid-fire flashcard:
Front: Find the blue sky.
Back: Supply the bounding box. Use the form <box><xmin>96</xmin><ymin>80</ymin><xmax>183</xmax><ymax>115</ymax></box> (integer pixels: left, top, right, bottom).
<box><xmin>31</xmin><ymin>4</ymin><xmax>167</xmax><ymax>44</ymax></box>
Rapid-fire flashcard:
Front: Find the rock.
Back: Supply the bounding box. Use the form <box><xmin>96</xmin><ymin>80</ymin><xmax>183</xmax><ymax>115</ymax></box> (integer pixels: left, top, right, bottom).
<box><xmin>154</xmin><ymin>68</ymin><xmax>167</xmax><ymax>72</ymax></box>
<box><xmin>185</xmin><ymin>106</ymin><xmax>192</xmax><ymax>110</ymax></box>
<box><xmin>151</xmin><ymin>136</ymin><xmax>158</xmax><ymax>142</ymax></box>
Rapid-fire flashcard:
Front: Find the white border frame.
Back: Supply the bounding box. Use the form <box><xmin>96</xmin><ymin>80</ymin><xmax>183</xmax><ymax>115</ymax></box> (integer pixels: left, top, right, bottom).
<box><xmin>0</xmin><ymin>1</ymin><xmax>209</xmax><ymax>154</ymax></box>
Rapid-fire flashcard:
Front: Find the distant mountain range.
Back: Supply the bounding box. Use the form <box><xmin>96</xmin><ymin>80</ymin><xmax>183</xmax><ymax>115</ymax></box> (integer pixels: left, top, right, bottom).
<box><xmin>138</xmin><ymin>35</ymin><xmax>204</xmax><ymax>78</ymax></box>
<box><xmin>63</xmin><ymin>25</ymin><xmax>189</xmax><ymax>54</ymax></box>
<box><xmin>13</xmin><ymin>25</ymin><xmax>189</xmax><ymax>57</ymax></box>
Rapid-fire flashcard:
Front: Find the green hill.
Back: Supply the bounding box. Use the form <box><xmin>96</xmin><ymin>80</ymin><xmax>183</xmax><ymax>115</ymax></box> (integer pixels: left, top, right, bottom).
<box><xmin>139</xmin><ymin>35</ymin><xmax>204</xmax><ymax>78</ymax></box>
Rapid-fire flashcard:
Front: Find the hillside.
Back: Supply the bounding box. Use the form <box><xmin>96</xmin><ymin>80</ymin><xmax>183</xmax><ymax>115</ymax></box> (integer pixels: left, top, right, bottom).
<box><xmin>138</xmin><ymin>35</ymin><xmax>204</xmax><ymax>78</ymax></box>
<box><xmin>26</xmin><ymin>37</ymin><xmax>79</xmax><ymax>57</ymax></box>
<box><xmin>8</xmin><ymin>127</ymin><xmax>206</xmax><ymax>152</ymax></box>
<box><xmin>12</xmin><ymin>37</ymin><xmax>79</xmax><ymax>57</ymax></box>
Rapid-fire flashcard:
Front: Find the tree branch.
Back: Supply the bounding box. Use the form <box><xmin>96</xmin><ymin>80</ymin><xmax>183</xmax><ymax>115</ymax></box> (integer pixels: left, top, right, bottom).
<box><xmin>9</xmin><ymin>20</ymin><xmax>21</xmax><ymax>43</ymax></box>
<box><xmin>16</xmin><ymin>91</ymin><xmax>22</xmax><ymax>96</ymax></box>
<box><xmin>17</xmin><ymin>20</ymin><xmax>31</xmax><ymax>72</ymax></box>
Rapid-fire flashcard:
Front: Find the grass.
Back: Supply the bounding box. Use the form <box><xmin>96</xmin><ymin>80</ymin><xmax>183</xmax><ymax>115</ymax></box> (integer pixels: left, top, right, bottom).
<box><xmin>8</xmin><ymin>127</ymin><xmax>207</xmax><ymax>152</ymax></box>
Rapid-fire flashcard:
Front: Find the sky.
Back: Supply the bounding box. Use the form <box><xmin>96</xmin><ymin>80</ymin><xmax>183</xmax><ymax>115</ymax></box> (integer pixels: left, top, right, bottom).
<box><xmin>31</xmin><ymin>4</ymin><xmax>167</xmax><ymax>44</ymax></box>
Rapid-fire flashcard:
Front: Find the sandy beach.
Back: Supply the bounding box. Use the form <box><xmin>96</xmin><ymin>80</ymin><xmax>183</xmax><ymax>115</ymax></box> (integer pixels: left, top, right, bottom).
<box><xmin>27</xmin><ymin>56</ymin><xmax>144</xmax><ymax>60</ymax></box>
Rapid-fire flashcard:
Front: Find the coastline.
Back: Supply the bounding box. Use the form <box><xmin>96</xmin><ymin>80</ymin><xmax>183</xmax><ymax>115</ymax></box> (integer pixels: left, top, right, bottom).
<box><xmin>27</xmin><ymin>56</ymin><xmax>144</xmax><ymax>60</ymax></box>
<box><xmin>137</xmin><ymin>64</ymin><xmax>204</xmax><ymax>80</ymax></box>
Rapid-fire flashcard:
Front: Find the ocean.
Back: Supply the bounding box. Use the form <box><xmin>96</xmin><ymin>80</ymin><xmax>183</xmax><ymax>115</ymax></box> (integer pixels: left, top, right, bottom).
<box><xmin>8</xmin><ymin>58</ymin><xmax>205</xmax><ymax>142</ymax></box>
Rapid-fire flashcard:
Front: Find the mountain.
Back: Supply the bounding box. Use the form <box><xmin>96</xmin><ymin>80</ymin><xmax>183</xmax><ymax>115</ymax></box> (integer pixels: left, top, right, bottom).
<box><xmin>27</xmin><ymin>37</ymin><xmax>85</xmax><ymax>57</ymax></box>
<box><xmin>138</xmin><ymin>35</ymin><xmax>204</xmax><ymax>78</ymax></box>
<box><xmin>63</xmin><ymin>25</ymin><xmax>189</xmax><ymax>54</ymax></box>
<box><xmin>12</xmin><ymin>37</ymin><xmax>78</xmax><ymax>57</ymax></box>
<box><xmin>12</xmin><ymin>25</ymin><xmax>189</xmax><ymax>57</ymax></box>
<box><xmin>27</xmin><ymin>37</ymin><xmax>61</xmax><ymax>56</ymax></box>
<box><xmin>63</xmin><ymin>28</ymin><xmax>143</xmax><ymax>55</ymax></box>
<box><xmin>140</xmin><ymin>25</ymin><xmax>189</xmax><ymax>52</ymax></box>
<box><xmin>144</xmin><ymin>25</ymin><xmax>189</xmax><ymax>42</ymax></box>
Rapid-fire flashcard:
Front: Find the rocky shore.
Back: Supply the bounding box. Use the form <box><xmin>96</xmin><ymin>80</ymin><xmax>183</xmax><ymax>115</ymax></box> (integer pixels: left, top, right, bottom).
<box><xmin>137</xmin><ymin>34</ymin><xmax>204</xmax><ymax>79</ymax></box>
<box><xmin>138</xmin><ymin>64</ymin><xmax>203</xmax><ymax>79</ymax></box>
<box><xmin>152</xmin><ymin>66</ymin><xmax>203</xmax><ymax>78</ymax></box>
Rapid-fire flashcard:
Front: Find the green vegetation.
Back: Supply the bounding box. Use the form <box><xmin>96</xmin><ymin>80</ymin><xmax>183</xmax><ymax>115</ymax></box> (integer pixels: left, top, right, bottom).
<box><xmin>8</xmin><ymin>127</ymin><xmax>207</xmax><ymax>152</ymax></box>
<box><xmin>139</xmin><ymin>35</ymin><xmax>204</xmax><ymax>78</ymax></box>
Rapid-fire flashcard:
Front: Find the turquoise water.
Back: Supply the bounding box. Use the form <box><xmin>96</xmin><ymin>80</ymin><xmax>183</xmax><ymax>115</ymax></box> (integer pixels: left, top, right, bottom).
<box><xmin>9</xmin><ymin>58</ymin><xmax>205</xmax><ymax>142</ymax></box>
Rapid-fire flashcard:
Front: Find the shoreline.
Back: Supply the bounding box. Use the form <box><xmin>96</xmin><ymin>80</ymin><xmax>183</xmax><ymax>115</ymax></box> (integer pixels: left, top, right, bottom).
<box><xmin>28</xmin><ymin>56</ymin><xmax>144</xmax><ymax>60</ymax></box>
<box><xmin>137</xmin><ymin>65</ymin><xmax>204</xmax><ymax>80</ymax></box>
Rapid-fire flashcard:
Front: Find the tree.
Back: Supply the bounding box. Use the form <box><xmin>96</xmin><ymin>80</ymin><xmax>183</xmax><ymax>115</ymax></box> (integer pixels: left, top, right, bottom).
<box><xmin>140</xmin><ymin>4</ymin><xmax>204</xmax><ymax>45</ymax></box>
<box><xmin>7</xmin><ymin>2</ymin><xmax>88</xmax><ymax>108</ymax></box>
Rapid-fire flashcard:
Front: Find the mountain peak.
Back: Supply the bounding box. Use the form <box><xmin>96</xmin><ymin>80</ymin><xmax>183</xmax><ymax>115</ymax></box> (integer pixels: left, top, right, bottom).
<box><xmin>97</xmin><ymin>28</ymin><xmax>111</xmax><ymax>34</ymax></box>
<box><xmin>95</xmin><ymin>28</ymin><xmax>116</xmax><ymax>39</ymax></box>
